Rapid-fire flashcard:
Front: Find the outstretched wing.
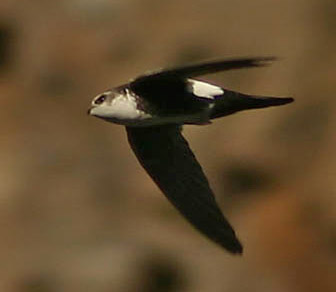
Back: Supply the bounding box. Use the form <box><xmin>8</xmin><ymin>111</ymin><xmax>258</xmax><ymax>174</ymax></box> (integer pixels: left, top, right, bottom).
<box><xmin>126</xmin><ymin>125</ymin><xmax>243</xmax><ymax>254</ymax></box>
<box><xmin>133</xmin><ymin>57</ymin><xmax>276</xmax><ymax>83</ymax></box>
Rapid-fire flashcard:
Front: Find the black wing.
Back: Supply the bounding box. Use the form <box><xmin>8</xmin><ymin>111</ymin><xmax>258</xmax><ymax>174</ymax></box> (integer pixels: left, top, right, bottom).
<box><xmin>126</xmin><ymin>125</ymin><xmax>243</xmax><ymax>254</ymax></box>
<box><xmin>133</xmin><ymin>57</ymin><xmax>276</xmax><ymax>82</ymax></box>
<box><xmin>129</xmin><ymin>57</ymin><xmax>276</xmax><ymax>115</ymax></box>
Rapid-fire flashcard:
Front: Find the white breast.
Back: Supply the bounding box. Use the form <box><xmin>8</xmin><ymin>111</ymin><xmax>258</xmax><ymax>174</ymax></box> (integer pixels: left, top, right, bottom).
<box><xmin>188</xmin><ymin>79</ymin><xmax>224</xmax><ymax>99</ymax></box>
<box><xmin>110</xmin><ymin>91</ymin><xmax>141</xmax><ymax>120</ymax></box>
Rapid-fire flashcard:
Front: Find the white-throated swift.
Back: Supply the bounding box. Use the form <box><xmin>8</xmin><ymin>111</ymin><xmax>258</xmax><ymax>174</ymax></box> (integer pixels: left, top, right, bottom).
<box><xmin>88</xmin><ymin>57</ymin><xmax>294</xmax><ymax>254</ymax></box>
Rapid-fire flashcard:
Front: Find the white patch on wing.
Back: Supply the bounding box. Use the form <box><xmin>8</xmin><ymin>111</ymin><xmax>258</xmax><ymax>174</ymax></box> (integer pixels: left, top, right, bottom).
<box><xmin>188</xmin><ymin>79</ymin><xmax>224</xmax><ymax>99</ymax></box>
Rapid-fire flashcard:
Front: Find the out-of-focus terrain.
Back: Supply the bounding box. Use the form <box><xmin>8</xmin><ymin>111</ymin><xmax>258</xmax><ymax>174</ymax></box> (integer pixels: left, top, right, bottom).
<box><xmin>0</xmin><ymin>0</ymin><xmax>335</xmax><ymax>291</ymax></box>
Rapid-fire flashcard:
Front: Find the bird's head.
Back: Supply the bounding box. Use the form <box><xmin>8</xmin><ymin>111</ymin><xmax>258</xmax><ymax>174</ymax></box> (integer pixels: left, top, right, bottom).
<box><xmin>88</xmin><ymin>88</ymin><xmax>148</xmax><ymax>125</ymax></box>
<box><xmin>88</xmin><ymin>90</ymin><xmax>116</xmax><ymax>117</ymax></box>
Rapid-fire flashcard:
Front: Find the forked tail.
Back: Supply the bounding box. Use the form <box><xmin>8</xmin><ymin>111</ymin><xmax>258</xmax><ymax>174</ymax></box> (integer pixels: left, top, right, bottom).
<box><xmin>210</xmin><ymin>89</ymin><xmax>294</xmax><ymax>119</ymax></box>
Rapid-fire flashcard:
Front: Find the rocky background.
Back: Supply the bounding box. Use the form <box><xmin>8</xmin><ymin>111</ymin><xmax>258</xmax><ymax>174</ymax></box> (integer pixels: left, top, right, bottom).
<box><xmin>0</xmin><ymin>0</ymin><xmax>335</xmax><ymax>291</ymax></box>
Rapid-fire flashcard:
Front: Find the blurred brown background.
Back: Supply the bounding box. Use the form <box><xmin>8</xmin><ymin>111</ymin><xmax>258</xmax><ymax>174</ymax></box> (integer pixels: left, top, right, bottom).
<box><xmin>0</xmin><ymin>0</ymin><xmax>335</xmax><ymax>291</ymax></box>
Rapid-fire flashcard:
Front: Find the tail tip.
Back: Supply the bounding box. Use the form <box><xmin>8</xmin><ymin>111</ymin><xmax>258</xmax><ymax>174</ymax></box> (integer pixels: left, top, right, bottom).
<box><xmin>277</xmin><ymin>96</ymin><xmax>295</xmax><ymax>105</ymax></box>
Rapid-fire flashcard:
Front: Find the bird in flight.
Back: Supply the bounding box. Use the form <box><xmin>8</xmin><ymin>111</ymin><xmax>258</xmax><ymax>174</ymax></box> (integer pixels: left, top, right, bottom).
<box><xmin>88</xmin><ymin>57</ymin><xmax>294</xmax><ymax>254</ymax></box>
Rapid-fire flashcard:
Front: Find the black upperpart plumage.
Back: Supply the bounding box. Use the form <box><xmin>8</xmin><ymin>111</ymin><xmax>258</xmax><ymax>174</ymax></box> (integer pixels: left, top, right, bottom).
<box><xmin>128</xmin><ymin>57</ymin><xmax>293</xmax><ymax>117</ymax></box>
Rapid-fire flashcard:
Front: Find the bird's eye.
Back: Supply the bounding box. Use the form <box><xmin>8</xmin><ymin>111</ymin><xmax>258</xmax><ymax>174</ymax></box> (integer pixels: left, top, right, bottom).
<box><xmin>94</xmin><ymin>94</ymin><xmax>107</xmax><ymax>105</ymax></box>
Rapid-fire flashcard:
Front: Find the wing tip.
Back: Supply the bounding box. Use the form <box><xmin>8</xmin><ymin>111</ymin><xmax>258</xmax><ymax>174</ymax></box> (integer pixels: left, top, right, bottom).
<box><xmin>223</xmin><ymin>238</ymin><xmax>244</xmax><ymax>255</ymax></box>
<box><xmin>231</xmin><ymin>244</ymin><xmax>244</xmax><ymax>255</ymax></box>
<box><xmin>213</xmin><ymin>231</ymin><xmax>243</xmax><ymax>254</ymax></box>
<box><xmin>249</xmin><ymin>56</ymin><xmax>278</xmax><ymax>67</ymax></box>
